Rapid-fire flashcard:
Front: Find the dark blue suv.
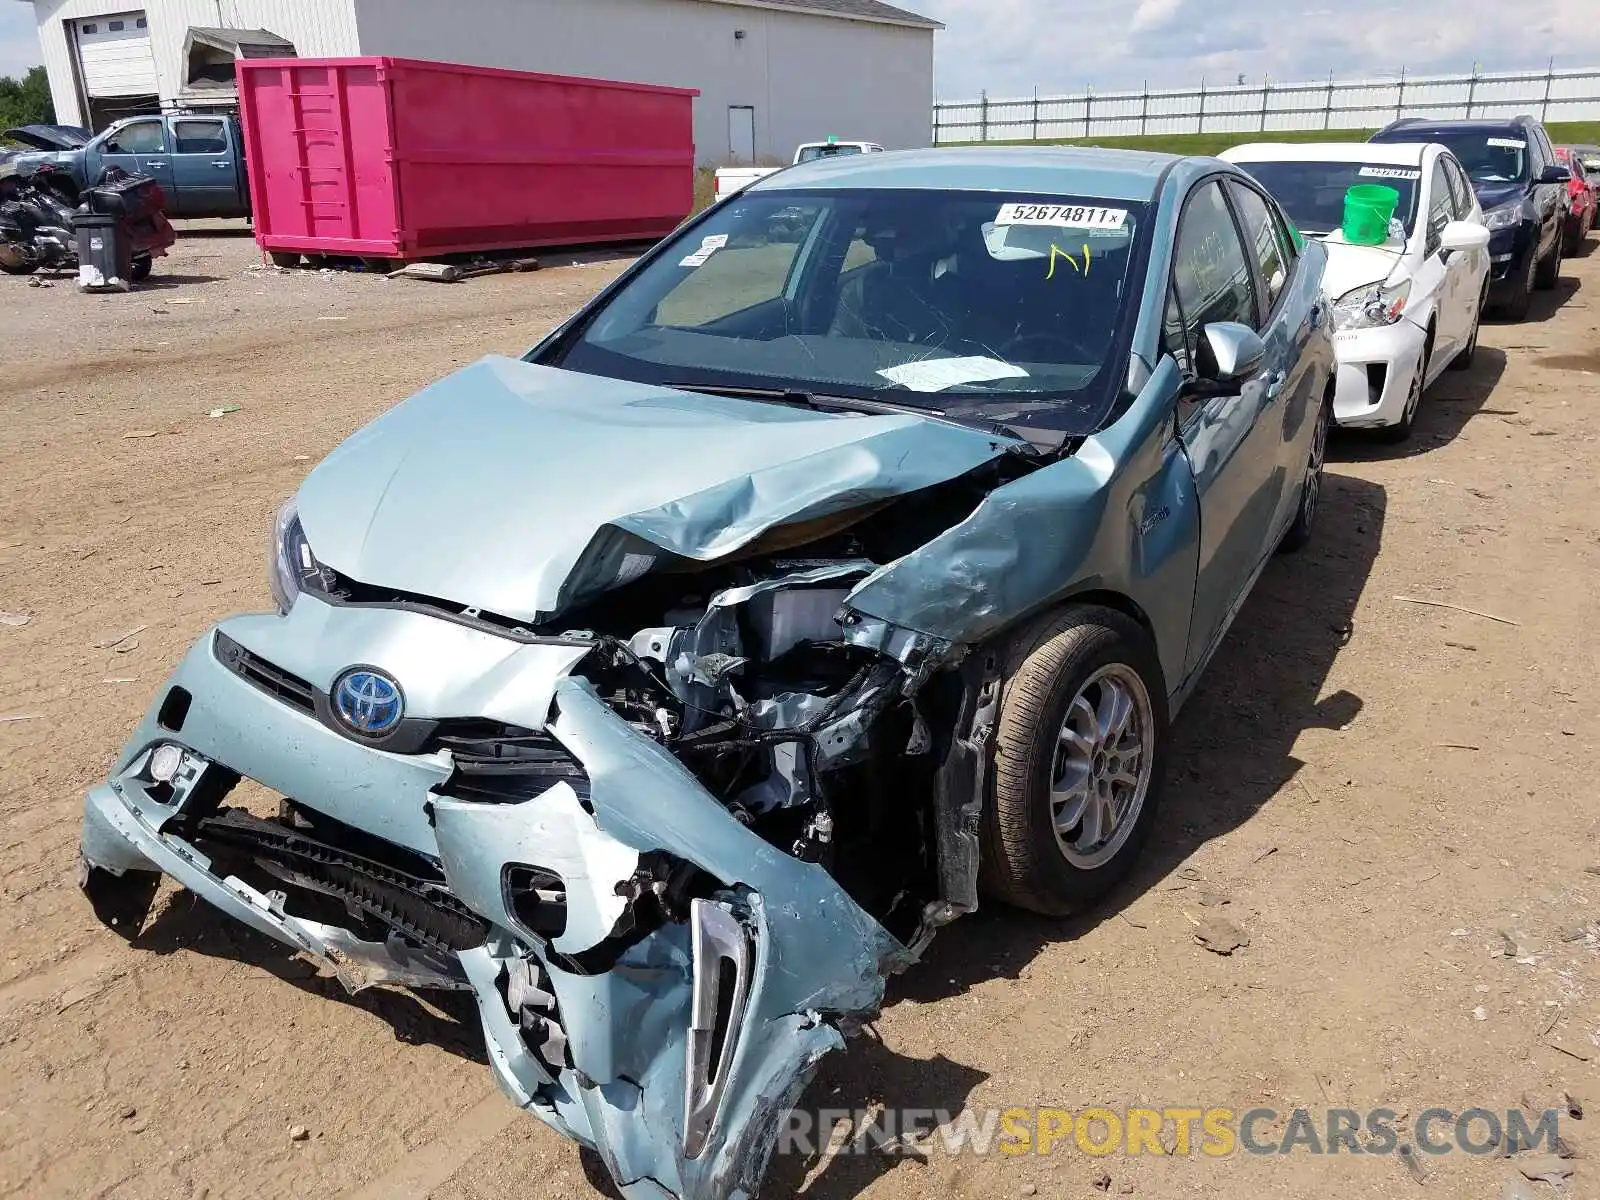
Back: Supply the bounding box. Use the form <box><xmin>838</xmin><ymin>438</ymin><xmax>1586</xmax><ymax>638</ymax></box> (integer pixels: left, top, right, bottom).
<box><xmin>1371</xmin><ymin>115</ymin><xmax>1570</xmax><ymax>319</ymax></box>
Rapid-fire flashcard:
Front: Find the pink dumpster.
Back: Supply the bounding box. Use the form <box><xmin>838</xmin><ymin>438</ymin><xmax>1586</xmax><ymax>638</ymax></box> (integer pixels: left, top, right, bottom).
<box><xmin>237</xmin><ymin>56</ymin><xmax>698</xmax><ymax>265</ymax></box>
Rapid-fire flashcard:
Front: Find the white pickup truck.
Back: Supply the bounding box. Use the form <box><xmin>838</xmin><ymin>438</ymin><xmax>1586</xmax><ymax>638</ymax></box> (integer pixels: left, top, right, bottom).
<box><xmin>713</xmin><ymin>140</ymin><xmax>885</xmax><ymax>202</ymax></box>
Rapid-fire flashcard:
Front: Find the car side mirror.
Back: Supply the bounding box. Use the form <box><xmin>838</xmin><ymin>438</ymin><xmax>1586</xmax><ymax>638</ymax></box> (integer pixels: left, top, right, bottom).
<box><xmin>1440</xmin><ymin>220</ymin><xmax>1490</xmax><ymax>253</ymax></box>
<box><xmin>1196</xmin><ymin>322</ymin><xmax>1267</xmax><ymax>384</ymax></box>
<box><xmin>1540</xmin><ymin>164</ymin><xmax>1572</xmax><ymax>184</ymax></box>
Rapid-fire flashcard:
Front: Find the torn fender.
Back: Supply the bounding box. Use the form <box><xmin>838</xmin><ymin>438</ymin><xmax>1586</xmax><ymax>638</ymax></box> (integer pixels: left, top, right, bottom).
<box><xmin>843</xmin><ymin>357</ymin><xmax>1201</xmax><ymax>694</ymax></box>
<box><xmin>297</xmin><ymin>356</ymin><xmax>1020</xmax><ymax>623</ymax></box>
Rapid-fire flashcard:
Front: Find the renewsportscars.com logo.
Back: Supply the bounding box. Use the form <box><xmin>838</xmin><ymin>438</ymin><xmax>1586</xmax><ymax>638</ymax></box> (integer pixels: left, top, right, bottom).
<box><xmin>773</xmin><ymin>1106</ymin><xmax>1569</xmax><ymax>1159</ymax></box>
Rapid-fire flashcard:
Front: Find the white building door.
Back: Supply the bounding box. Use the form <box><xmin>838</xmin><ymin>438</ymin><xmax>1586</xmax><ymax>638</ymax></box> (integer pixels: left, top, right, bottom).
<box><xmin>74</xmin><ymin>12</ymin><xmax>158</xmax><ymax>97</ymax></box>
<box><xmin>728</xmin><ymin>106</ymin><xmax>756</xmax><ymax>164</ymax></box>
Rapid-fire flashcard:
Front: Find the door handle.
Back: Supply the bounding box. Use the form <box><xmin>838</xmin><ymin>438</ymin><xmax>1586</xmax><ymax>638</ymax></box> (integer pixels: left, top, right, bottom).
<box><xmin>146</xmin><ymin>160</ymin><xmax>165</xmax><ymax>169</ymax></box>
<box><xmin>213</xmin><ymin>161</ymin><xmax>231</xmax><ymax>169</ymax></box>
<box><xmin>1264</xmin><ymin>371</ymin><xmax>1287</xmax><ymax>400</ymax></box>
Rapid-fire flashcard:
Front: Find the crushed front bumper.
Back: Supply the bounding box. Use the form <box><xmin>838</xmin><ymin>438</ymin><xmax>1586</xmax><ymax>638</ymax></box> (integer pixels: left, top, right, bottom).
<box><xmin>80</xmin><ymin>599</ymin><xmax>912</xmax><ymax>1200</ymax></box>
<box><xmin>1329</xmin><ymin>319</ymin><xmax>1428</xmax><ymax>429</ymax></box>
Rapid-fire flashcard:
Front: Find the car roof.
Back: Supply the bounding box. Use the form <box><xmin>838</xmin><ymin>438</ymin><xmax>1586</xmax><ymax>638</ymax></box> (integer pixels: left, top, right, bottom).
<box><xmin>1222</xmin><ymin>141</ymin><xmax>1430</xmax><ymax>166</ymax></box>
<box><xmin>753</xmin><ymin>146</ymin><xmax>1181</xmax><ymax>202</ymax></box>
<box><xmin>1375</xmin><ymin>117</ymin><xmax>1528</xmax><ymax>138</ymax></box>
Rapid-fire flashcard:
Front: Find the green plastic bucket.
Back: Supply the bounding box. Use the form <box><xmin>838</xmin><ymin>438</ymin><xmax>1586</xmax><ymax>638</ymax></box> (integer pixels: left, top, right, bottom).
<box><xmin>1343</xmin><ymin>184</ymin><xmax>1399</xmax><ymax>245</ymax></box>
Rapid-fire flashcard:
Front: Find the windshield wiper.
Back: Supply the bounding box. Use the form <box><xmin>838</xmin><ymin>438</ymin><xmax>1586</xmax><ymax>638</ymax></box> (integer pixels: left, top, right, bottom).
<box><xmin>664</xmin><ymin>383</ymin><xmax>839</xmax><ymax>412</ymax></box>
<box><xmin>663</xmin><ymin>381</ymin><xmax>1031</xmax><ymax>445</ymax></box>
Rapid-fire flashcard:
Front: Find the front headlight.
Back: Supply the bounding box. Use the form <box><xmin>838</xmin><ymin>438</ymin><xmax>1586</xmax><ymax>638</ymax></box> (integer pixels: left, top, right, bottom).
<box><xmin>1329</xmin><ymin>278</ymin><xmax>1412</xmax><ymax>333</ymax></box>
<box><xmin>1483</xmin><ymin>203</ymin><xmax>1523</xmax><ymax>231</ymax></box>
<box><xmin>268</xmin><ymin>499</ymin><xmax>330</xmax><ymax>614</ymax></box>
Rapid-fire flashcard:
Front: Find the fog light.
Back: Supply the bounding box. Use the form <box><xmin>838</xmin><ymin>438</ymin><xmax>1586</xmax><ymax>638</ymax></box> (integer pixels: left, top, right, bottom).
<box><xmin>149</xmin><ymin>743</ymin><xmax>185</xmax><ymax>783</ymax></box>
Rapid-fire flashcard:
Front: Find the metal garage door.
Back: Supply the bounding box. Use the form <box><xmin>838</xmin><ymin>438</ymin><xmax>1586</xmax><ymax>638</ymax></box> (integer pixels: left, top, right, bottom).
<box><xmin>75</xmin><ymin>12</ymin><xmax>158</xmax><ymax>97</ymax></box>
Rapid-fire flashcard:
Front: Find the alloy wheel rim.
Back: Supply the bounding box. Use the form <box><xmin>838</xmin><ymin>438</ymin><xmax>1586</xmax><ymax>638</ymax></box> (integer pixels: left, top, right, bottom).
<box><xmin>1049</xmin><ymin>664</ymin><xmax>1156</xmax><ymax>869</ymax></box>
<box><xmin>1303</xmin><ymin>404</ymin><xmax>1328</xmax><ymax>522</ymax></box>
<box><xmin>1402</xmin><ymin>370</ymin><xmax>1423</xmax><ymax>427</ymax></box>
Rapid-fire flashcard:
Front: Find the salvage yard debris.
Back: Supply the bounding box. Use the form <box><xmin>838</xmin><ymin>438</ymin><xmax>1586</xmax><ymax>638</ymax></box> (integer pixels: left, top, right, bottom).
<box><xmin>391</xmin><ymin>257</ymin><xmax>543</xmax><ymax>283</ymax></box>
<box><xmin>91</xmin><ymin>625</ymin><xmax>146</xmax><ymax>650</ymax></box>
<box><xmin>1393</xmin><ymin>595</ymin><xmax>1521</xmax><ymax>625</ymax></box>
<box><xmin>1189</xmin><ymin>913</ymin><xmax>1250</xmax><ymax>954</ymax></box>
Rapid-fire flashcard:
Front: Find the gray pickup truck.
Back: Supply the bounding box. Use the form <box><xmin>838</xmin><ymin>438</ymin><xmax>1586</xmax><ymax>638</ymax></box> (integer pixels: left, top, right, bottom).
<box><xmin>13</xmin><ymin>112</ymin><xmax>249</xmax><ymax>219</ymax></box>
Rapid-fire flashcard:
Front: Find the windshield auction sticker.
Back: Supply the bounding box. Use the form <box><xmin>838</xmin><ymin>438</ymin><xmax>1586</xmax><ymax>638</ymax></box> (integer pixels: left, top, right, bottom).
<box><xmin>1486</xmin><ymin>137</ymin><xmax>1527</xmax><ymax>149</ymax></box>
<box><xmin>679</xmin><ymin>234</ymin><xmax>729</xmax><ymax>268</ymax></box>
<box><xmin>879</xmin><ymin>356</ymin><xmax>1030</xmax><ymax>392</ymax></box>
<box><xmin>996</xmin><ymin>203</ymin><xmax>1128</xmax><ymax>230</ymax></box>
<box><xmin>1358</xmin><ymin>166</ymin><xmax>1422</xmax><ymax>180</ymax></box>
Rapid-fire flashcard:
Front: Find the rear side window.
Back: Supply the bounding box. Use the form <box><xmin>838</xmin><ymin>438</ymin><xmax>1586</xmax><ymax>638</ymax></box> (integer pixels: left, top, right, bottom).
<box><xmin>1226</xmin><ymin>182</ymin><xmax>1291</xmax><ymax>312</ymax></box>
<box><xmin>174</xmin><ymin>120</ymin><xmax>227</xmax><ymax>154</ymax></box>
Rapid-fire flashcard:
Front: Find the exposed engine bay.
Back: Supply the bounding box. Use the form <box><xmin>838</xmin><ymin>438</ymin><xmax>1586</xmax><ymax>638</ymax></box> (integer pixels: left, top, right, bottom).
<box><xmin>201</xmin><ymin>460</ymin><xmax>1026</xmax><ymax>970</ymax></box>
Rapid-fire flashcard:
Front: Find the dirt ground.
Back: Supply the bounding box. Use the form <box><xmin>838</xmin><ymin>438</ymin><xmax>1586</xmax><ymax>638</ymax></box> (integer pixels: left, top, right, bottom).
<box><xmin>1</xmin><ymin>228</ymin><xmax>1597</xmax><ymax>1200</ymax></box>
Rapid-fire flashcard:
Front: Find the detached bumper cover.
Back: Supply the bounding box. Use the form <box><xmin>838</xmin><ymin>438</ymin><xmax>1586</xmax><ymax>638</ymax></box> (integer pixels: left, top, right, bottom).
<box><xmin>81</xmin><ymin>609</ymin><xmax>911</xmax><ymax>1200</ymax></box>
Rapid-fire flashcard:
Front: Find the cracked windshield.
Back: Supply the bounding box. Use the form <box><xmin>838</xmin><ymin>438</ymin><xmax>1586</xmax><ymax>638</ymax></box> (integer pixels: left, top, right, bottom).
<box><xmin>558</xmin><ymin>189</ymin><xmax>1146</xmax><ymax>430</ymax></box>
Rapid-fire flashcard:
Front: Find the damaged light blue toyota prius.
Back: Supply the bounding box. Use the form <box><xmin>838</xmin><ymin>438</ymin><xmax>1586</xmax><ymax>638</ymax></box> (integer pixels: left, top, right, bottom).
<box><xmin>80</xmin><ymin>148</ymin><xmax>1332</xmax><ymax>1199</ymax></box>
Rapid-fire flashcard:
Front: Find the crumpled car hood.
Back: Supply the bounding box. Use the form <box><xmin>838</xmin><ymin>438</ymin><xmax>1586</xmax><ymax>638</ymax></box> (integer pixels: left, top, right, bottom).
<box><xmin>1317</xmin><ymin>234</ymin><xmax>1409</xmax><ymax>299</ymax></box>
<box><xmin>298</xmin><ymin>355</ymin><xmax>1019</xmax><ymax>621</ymax></box>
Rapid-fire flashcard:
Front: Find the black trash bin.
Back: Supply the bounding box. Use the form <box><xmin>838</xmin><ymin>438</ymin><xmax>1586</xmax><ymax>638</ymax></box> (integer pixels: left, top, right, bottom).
<box><xmin>74</xmin><ymin>211</ymin><xmax>133</xmax><ymax>292</ymax></box>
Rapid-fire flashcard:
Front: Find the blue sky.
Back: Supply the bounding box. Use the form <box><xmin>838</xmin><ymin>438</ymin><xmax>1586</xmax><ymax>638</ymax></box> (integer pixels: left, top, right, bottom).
<box><xmin>3</xmin><ymin>0</ymin><xmax>1598</xmax><ymax>101</ymax></box>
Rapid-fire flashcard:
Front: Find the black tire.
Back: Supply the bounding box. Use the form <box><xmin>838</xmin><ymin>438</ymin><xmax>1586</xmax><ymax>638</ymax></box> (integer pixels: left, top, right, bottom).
<box><xmin>1280</xmin><ymin>383</ymin><xmax>1333</xmax><ymax>547</ymax></box>
<box><xmin>1562</xmin><ymin>218</ymin><xmax>1582</xmax><ymax>256</ymax></box>
<box><xmin>1496</xmin><ymin>246</ymin><xmax>1536</xmax><ymax>320</ymax></box>
<box><xmin>129</xmin><ymin>255</ymin><xmax>152</xmax><ymax>283</ymax></box>
<box><xmin>1448</xmin><ymin>281</ymin><xmax>1488</xmax><ymax>370</ymax></box>
<box><xmin>1535</xmin><ymin>225</ymin><xmax>1563</xmax><ymax>289</ymax></box>
<box><xmin>979</xmin><ymin>605</ymin><xmax>1168</xmax><ymax>917</ymax></box>
<box><xmin>1375</xmin><ymin>333</ymin><xmax>1430</xmax><ymax>445</ymax></box>
<box><xmin>268</xmin><ymin>251</ymin><xmax>300</xmax><ymax>268</ymax></box>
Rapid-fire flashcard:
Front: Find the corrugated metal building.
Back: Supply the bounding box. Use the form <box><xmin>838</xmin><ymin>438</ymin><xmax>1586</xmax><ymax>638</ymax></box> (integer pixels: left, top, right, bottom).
<box><xmin>21</xmin><ymin>0</ymin><xmax>941</xmax><ymax>163</ymax></box>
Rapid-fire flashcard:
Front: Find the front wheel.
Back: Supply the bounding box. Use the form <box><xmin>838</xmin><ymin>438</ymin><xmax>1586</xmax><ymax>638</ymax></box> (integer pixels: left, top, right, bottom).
<box><xmin>1375</xmin><ymin>337</ymin><xmax>1430</xmax><ymax>445</ymax></box>
<box><xmin>980</xmin><ymin>606</ymin><xmax>1168</xmax><ymax>917</ymax></box>
<box><xmin>1280</xmin><ymin>385</ymin><xmax>1333</xmax><ymax>549</ymax></box>
<box><xmin>1448</xmin><ymin>281</ymin><xmax>1488</xmax><ymax>371</ymax></box>
<box><xmin>1497</xmin><ymin>245</ymin><xmax>1537</xmax><ymax>320</ymax></box>
<box><xmin>1535</xmin><ymin>225</ymin><xmax>1563</xmax><ymax>289</ymax></box>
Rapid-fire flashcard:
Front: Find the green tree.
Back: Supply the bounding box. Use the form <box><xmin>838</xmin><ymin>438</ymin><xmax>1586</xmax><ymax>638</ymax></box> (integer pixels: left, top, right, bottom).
<box><xmin>0</xmin><ymin>66</ymin><xmax>56</xmax><ymax>129</ymax></box>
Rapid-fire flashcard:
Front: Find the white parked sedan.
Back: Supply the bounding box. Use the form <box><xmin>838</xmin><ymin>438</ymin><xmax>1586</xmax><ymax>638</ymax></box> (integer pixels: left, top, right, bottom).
<box><xmin>1221</xmin><ymin>141</ymin><xmax>1491</xmax><ymax>441</ymax></box>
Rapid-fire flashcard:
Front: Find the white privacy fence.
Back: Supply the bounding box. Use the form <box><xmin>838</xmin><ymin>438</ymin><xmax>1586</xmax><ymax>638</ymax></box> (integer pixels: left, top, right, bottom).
<box><xmin>933</xmin><ymin>66</ymin><xmax>1600</xmax><ymax>144</ymax></box>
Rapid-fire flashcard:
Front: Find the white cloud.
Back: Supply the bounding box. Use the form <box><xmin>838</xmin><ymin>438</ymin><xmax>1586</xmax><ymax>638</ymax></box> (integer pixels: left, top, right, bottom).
<box><xmin>1128</xmin><ymin>0</ymin><xmax>1183</xmax><ymax>34</ymax></box>
<box><xmin>918</xmin><ymin>0</ymin><xmax>1600</xmax><ymax>100</ymax></box>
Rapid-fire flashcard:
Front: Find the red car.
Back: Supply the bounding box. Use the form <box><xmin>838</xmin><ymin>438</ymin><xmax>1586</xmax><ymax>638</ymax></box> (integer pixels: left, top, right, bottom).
<box><xmin>1555</xmin><ymin>147</ymin><xmax>1595</xmax><ymax>251</ymax></box>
